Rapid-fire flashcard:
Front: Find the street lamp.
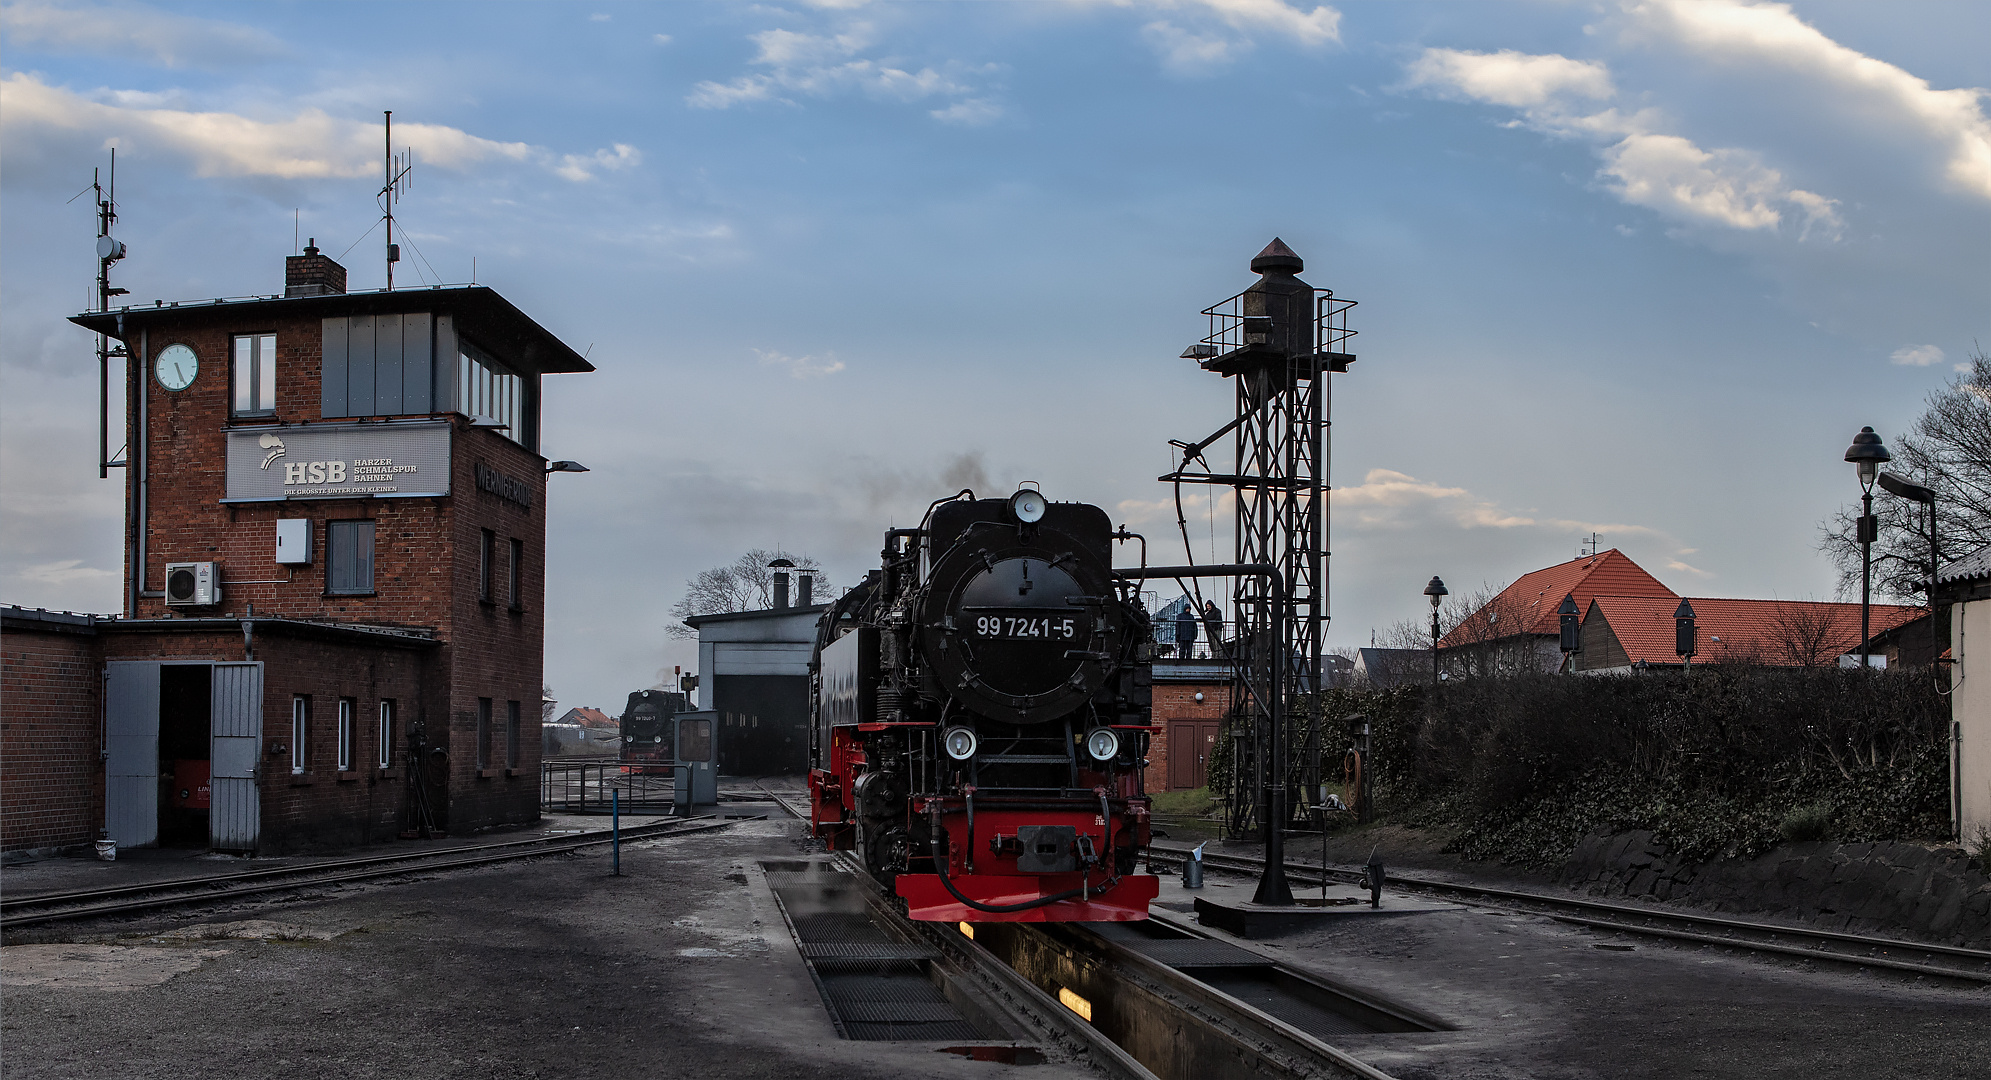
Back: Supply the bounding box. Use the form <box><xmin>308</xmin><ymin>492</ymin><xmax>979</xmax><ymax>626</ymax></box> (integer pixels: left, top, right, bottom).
<box><xmin>1844</xmin><ymin>427</ymin><xmax>1892</xmax><ymax>668</ymax></box>
<box><xmin>1878</xmin><ymin>470</ymin><xmax>1938</xmax><ymax>664</ymax></box>
<box><xmin>1424</xmin><ymin>575</ymin><xmax>1447</xmax><ymax>688</ymax></box>
<box><xmin>1674</xmin><ymin>598</ymin><xmax>1697</xmax><ymax>671</ymax></box>
<box><xmin>545</xmin><ymin>460</ymin><xmax>590</xmax><ymax>474</ymax></box>
<box><xmin>1557</xmin><ymin>593</ymin><xmax>1580</xmax><ymax>672</ymax></box>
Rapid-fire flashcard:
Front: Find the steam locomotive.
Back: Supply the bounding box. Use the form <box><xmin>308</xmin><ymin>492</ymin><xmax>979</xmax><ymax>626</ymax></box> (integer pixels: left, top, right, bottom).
<box><xmin>808</xmin><ymin>488</ymin><xmax>1160</xmax><ymax>922</ymax></box>
<box><xmin>620</xmin><ymin>688</ymin><xmax>685</xmax><ymax>772</ymax></box>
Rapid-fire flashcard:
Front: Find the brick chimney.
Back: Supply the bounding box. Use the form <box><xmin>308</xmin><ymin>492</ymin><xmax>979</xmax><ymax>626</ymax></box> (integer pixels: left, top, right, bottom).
<box><xmin>285</xmin><ymin>239</ymin><xmax>346</xmax><ymax>297</ymax></box>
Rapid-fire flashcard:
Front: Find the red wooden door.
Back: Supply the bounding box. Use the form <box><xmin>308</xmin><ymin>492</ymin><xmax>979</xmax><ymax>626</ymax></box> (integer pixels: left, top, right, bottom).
<box><xmin>1168</xmin><ymin>722</ymin><xmax>1198</xmax><ymax>790</ymax></box>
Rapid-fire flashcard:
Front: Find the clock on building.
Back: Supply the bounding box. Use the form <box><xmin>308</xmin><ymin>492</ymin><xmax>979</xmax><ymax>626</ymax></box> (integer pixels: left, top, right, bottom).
<box><xmin>154</xmin><ymin>343</ymin><xmax>198</xmax><ymax>391</ymax></box>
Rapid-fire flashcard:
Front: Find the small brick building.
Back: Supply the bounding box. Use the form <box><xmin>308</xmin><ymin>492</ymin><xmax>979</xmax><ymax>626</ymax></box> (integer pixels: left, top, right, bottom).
<box><xmin>0</xmin><ymin>246</ymin><xmax>591</xmax><ymax>854</ymax></box>
<box><xmin>1146</xmin><ymin>658</ymin><xmax>1231</xmax><ymax>792</ymax></box>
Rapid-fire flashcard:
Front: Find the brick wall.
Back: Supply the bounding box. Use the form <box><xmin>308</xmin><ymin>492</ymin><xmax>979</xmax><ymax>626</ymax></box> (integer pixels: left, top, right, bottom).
<box><xmin>120</xmin><ymin>304</ymin><xmax>551</xmax><ymax>839</ymax></box>
<box><xmin>1</xmin><ymin>625</ymin><xmax>104</xmax><ymax>852</ymax></box>
<box><xmin>1148</xmin><ymin>682</ymin><xmax>1229</xmax><ymax>792</ymax></box>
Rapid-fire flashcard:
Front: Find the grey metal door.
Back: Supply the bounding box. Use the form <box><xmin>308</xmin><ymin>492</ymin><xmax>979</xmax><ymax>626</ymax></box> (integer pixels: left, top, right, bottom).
<box><xmin>209</xmin><ymin>662</ymin><xmax>264</xmax><ymax>852</ymax></box>
<box><xmin>104</xmin><ymin>661</ymin><xmax>163</xmax><ymax>848</ymax></box>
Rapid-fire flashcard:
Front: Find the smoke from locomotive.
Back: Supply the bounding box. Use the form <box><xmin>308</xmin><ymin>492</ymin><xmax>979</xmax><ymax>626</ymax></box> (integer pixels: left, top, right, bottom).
<box><xmin>808</xmin><ymin>488</ymin><xmax>1159</xmax><ymax>921</ymax></box>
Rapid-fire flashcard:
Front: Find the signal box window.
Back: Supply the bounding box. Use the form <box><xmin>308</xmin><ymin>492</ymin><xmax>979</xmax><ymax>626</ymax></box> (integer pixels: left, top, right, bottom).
<box><xmin>508</xmin><ymin>538</ymin><xmax>523</xmax><ymax>611</ymax></box>
<box><xmin>378</xmin><ymin>700</ymin><xmax>396</xmax><ymax>770</ymax></box>
<box><xmin>327</xmin><ymin>520</ymin><xmax>375</xmax><ymax>595</ymax></box>
<box><xmin>291</xmin><ymin>696</ymin><xmax>310</xmax><ymax>775</ymax></box>
<box><xmin>337</xmin><ymin>699</ymin><xmax>356</xmax><ymax>772</ymax></box>
<box><xmin>476</xmin><ymin>698</ymin><xmax>493</xmax><ymax>770</ymax></box>
<box><xmin>233</xmin><ymin>333</ymin><xmax>277</xmax><ymax>416</ymax></box>
<box><xmin>479</xmin><ymin>529</ymin><xmax>495</xmax><ymax>603</ymax></box>
<box><xmin>506</xmin><ymin>700</ymin><xmax>520</xmax><ymax>769</ymax></box>
<box><xmin>459</xmin><ymin>342</ymin><xmax>526</xmax><ymax>448</ymax></box>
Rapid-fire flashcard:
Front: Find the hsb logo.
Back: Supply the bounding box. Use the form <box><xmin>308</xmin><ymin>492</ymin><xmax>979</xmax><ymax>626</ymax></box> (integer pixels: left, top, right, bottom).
<box><xmin>283</xmin><ymin>460</ymin><xmax>348</xmax><ymax>484</ymax></box>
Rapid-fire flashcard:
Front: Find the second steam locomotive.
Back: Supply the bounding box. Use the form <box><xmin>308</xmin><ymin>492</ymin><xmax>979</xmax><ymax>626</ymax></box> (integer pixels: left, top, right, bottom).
<box><xmin>808</xmin><ymin>488</ymin><xmax>1159</xmax><ymax>922</ymax></box>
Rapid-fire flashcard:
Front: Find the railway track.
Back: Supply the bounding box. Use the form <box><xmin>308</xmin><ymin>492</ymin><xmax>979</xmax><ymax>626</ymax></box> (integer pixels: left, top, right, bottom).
<box><xmin>1151</xmin><ymin>840</ymin><xmax>1991</xmax><ymax>985</ymax></box>
<box><xmin>1</xmin><ymin>816</ymin><xmax>738</xmax><ymax>931</ymax></box>
<box><xmin>758</xmin><ymin>785</ymin><xmax>1411</xmax><ymax>1080</ymax></box>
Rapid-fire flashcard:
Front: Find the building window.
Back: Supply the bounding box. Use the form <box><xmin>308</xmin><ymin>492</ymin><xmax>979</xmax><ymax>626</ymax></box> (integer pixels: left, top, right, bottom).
<box><xmin>378</xmin><ymin>700</ymin><xmax>396</xmax><ymax>770</ymax></box>
<box><xmin>476</xmin><ymin>698</ymin><xmax>492</xmax><ymax>770</ymax></box>
<box><xmin>233</xmin><ymin>333</ymin><xmax>277</xmax><ymax>416</ymax></box>
<box><xmin>479</xmin><ymin>529</ymin><xmax>495</xmax><ymax>603</ymax></box>
<box><xmin>506</xmin><ymin>700</ymin><xmax>520</xmax><ymax>768</ymax></box>
<box><xmin>508</xmin><ymin>538</ymin><xmax>523</xmax><ymax>611</ymax></box>
<box><xmin>327</xmin><ymin>520</ymin><xmax>376</xmax><ymax>595</ymax></box>
<box><xmin>291</xmin><ymin>696</ymin><xmax>309</xmax><ymax>775</ymax></box>
<box><xmin>337</xmin><ymin>699</ymin><xmax>356</xmax><ymax>772</ymax></box>
<box><xmin>458</xmin><ymin>342</ymin><xmax>525</xmax><ymax>447</ymax></box>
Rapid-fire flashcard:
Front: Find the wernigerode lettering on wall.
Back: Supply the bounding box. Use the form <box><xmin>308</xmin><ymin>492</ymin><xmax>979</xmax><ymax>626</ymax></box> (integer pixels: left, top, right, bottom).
<box><xmin>475</xmin><ymin>462</ymin><xmax>534</xmax><ymax>510</ymax></box>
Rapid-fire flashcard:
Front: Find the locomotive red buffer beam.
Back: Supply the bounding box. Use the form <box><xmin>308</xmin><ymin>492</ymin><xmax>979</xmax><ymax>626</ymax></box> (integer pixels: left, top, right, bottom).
<box><xmin>898</xmin><ymin>798</ymin><xmax>1160</xmax><ymax>923</ymax></box>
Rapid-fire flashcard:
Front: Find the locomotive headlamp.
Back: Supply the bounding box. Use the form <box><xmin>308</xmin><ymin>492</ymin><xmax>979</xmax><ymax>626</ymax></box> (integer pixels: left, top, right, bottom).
<box><xmin>1085</xmin><ymin>727</ymin><xmax>1120</xmax><ymax>762</ymax></box>
<box><xmin>943</xmin><ymin>726</ymin><xmax>978</xmax><ymax>761</ymax></box>
<box><xmin>1009</xmin><ymin>488</ymin><xmax>1047</xmax><ymax>524</ymax></box>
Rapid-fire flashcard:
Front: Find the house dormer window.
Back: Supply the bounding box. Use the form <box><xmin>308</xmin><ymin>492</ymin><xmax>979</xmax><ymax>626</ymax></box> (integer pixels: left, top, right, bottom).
<box><xmin>233</xmin><ymin>333</ymin><xmax>276</xmax><ymax>415</ymax></box>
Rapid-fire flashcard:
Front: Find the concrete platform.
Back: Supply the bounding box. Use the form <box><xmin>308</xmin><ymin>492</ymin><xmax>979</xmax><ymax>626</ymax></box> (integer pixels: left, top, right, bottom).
<box><xmin>1191</xmin><ymin>890</ymin><xmax>1455</xmax><ymax>939</ymax></box>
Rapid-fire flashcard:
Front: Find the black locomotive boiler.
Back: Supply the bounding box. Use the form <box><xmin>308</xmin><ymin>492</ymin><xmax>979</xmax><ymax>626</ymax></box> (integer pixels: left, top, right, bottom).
<box><xmin>808</xmin><ymin>488</ymin><xmax>1159</xmax><ymax>922</ymax></box>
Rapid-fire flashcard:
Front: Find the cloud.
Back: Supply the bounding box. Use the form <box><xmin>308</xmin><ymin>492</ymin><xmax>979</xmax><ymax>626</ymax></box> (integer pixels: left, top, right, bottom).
<box><xmin>589</xmin><ymin>12</ymin><xmax>610</xmax><ymax>21</ymax></box>
<box><xmin>1890</xmin><ymin>344</ymin><xmax>1946</xmax><ymax>367</ymax></box>
<box><xmin>15</xmin><ymin>559</ymin><xmax>116</xmax><ymax>587</ymax></box>
<box><xmin>0</xmin><ymin>0</ymin><xmax>286</xmax><ymax>68</ymax></box>
<box><xmin>0</xmin><ymin>73</ymin><xmax>634</xmax><ymax>184</ymax></box>
<box><xmin>1130</xmin><ymin>0</ymin><xmax>1340</xmax><ymax>72</ymax></box>
<box><xmin>1404</xmin><ymin>47</ymin><xmax>1613</xmax><ymax>108</ymax></box>
<box><xmin>687</xmin><ymin>27</ymin><xmax>991</xmax><ymax>118</ymax></box>
<box><xmin>754</xmin><ymin>348</ymin><xmax>846</xmax><ymax>378</ymax></box>
<box><xmin>1334</xmin><ymin>468</ymin><xmax>1659</xmax><ymax>538</ymax></box>
<box><xmin>653</xmin><ymin>33</ymin><xmax>672</xmax><ymax>45</ymax></box>
<box><xmin>1404</xmin><ymin>46</ymin><xmax>1841</xmax><ymax>238</ymax></box>
<box><xmin>555</xmin><ymin>142</ymin><xmax>641</xmax><ymax>182</ymax></box>
<box><xmin>1624</xmin><ymin>0</ymin><xmax>1991</xmax><ymax>202</ymax></box>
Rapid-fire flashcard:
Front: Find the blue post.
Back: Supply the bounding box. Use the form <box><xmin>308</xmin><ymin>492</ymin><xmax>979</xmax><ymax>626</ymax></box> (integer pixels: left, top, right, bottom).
<box><xmin>612</xmin><ymin>787</ymin><xmax>621</xmax><ymax>876</ymax></box>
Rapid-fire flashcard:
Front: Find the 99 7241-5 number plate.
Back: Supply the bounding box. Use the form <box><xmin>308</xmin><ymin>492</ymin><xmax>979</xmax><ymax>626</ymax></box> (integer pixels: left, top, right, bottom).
<box><xmin>974</xmin><ymin>615</ymin><xmax>1077</xmax><ymax>639</ymax></box>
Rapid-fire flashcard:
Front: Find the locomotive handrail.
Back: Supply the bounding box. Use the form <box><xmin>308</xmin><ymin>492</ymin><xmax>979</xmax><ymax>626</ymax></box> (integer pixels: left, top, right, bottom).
<box><xmin>1112</xmin><ymin>563</ymin><xmax>1294</xmax><ymax>907</ymax></box>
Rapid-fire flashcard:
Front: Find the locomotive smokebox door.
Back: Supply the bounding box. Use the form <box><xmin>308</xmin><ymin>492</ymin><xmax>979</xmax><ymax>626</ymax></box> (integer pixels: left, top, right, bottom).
<box><xmin>1016</xmin><ymin>825</ymin><xmax>1079</xmax><ymax>873</ymax></box>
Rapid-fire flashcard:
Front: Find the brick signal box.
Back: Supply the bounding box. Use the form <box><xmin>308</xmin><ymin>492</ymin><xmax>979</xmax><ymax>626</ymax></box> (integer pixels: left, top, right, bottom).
<box><xmin>5</xmin><ymin>247</ymin><xmax>593</xmax><ymax>854</ymax></box>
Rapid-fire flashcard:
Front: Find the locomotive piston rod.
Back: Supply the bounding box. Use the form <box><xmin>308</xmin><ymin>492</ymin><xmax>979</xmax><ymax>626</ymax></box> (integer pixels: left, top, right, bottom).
<box><xmin>1113</xmin><ymin>562</ymin><xmax>1294</xmax><ymax>907</ymax></box>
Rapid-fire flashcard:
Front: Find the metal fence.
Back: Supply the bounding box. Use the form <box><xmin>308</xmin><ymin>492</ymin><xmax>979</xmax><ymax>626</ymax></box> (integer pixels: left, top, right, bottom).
<box><xmin>541</xmin><ymin>758</ymin><xmax>678</xmax><ymax>814</ymax></box>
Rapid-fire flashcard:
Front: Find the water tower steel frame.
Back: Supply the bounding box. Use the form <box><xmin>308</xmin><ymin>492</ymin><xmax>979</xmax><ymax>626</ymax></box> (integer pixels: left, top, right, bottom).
<box><xmin>1163</xmin><ymin>239</ymin><xmax>1355</xmax><ymax>840</ymax></box>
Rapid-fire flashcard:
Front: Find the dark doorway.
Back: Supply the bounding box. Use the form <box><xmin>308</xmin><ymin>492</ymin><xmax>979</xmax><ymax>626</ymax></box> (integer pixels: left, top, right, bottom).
<box><xmin>158</xmin><ymin>664</ymin><xmax>212</xmax><ymax>847</ymax></box>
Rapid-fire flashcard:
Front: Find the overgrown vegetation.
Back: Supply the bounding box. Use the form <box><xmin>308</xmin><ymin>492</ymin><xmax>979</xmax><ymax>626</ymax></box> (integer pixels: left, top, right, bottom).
<box><xmin>1264</xmin><ymin>669</ymin><xmax>1949</xmax><ymax>870</ymax></box>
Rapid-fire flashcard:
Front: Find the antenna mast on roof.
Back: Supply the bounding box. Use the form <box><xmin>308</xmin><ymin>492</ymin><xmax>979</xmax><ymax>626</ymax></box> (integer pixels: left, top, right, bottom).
<box><xmin>380</xmin><ymin>111</ymin><xmax>413</xmax><ymax>290</ymax></box>
<box><xmin>1578</xmin><ymin>532</ymin><xmax>1600</xmax><ymax>559</ymax></box>
<box><xmin>91</xmin><ymin>150</ymin><xmax>129</xmax><ymax>480</ymax></box>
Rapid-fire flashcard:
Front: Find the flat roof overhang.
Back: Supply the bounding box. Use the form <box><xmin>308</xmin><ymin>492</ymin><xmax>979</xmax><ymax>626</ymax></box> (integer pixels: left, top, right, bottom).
<box><xmin>70</xmin><ymin>285</ymin><xmax>594</xmax><ymax>376</ymax></box>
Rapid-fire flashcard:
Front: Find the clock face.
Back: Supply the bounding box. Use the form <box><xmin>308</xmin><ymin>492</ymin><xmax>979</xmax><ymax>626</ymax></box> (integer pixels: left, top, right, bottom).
<box><xmin>154</xmin><ymin>343</ymin><xmax>198</xmax><ymax>392</ymax></box>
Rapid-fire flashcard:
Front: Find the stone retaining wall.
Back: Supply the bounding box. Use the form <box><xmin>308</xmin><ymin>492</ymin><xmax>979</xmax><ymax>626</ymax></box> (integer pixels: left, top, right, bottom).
<box><xmin>1562</xmin><ymin>830</ymin><xmax>1991</xmax><ymax>949</ymax></box>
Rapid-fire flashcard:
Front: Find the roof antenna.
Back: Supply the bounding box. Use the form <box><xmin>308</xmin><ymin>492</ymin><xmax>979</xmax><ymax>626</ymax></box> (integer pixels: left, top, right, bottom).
<box><xmin>92</xmin><ymin>150</ymin><xmax>129</xmax><ymax>481</ymax></box>
<box><xmin>380</xmin><ymin>110</ymin><xmax>413</xmax><ymax>290</ymax></box>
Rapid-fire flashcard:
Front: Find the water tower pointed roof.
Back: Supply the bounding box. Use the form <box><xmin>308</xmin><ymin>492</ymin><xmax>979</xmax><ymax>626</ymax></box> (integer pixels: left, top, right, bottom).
<box><xmin>1251</xmin><ymin>237</ymin><xmax>1304</xmax><ymax>275</ymax></box>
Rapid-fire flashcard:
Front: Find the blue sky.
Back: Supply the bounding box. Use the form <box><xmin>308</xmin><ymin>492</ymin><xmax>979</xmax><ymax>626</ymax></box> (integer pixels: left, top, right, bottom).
<box><xmin>3</xmin><ymin>0</ymin><xmax>1987</xmax><ymax>712</ymax></box>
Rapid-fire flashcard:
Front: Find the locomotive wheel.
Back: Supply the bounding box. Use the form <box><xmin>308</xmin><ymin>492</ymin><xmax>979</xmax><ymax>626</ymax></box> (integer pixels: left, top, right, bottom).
<box><xmin>863</xmin><ymin>822</ymin><xmax>911</xmax><ymax>887</ymax></box>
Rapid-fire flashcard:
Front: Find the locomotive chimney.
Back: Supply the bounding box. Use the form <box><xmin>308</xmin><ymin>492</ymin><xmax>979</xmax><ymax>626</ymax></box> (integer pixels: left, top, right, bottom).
<box><xmin>769</xmin><ymin>557</ymin><xmax>794</xmax><ymax>609</ymax></box>
<box><xmin>1244</xmin><ymin>237</ymin><xmax>1312</xmax><ymax>360</ymax></box>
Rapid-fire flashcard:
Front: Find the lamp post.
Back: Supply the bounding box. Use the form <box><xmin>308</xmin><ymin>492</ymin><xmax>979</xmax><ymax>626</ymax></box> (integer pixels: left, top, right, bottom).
<box><xmin>1424</xmin><ymin>576</ymin><xmax>1447</xmax><ymax>688</ymax></box>
<box><xmin>1674</xmin><ymin>598</ymin><xmax>1697</xmax><ymax>671</ymax></box>
<box><xmin>1877</xmin><ymin>470</ymin><xmax>1938</xmax><ymax>665</ymax></box>
<box><xmin>1844</xmin><ymin>427</ymin><xmax>1892</xmax><ymax>668</ymax></box>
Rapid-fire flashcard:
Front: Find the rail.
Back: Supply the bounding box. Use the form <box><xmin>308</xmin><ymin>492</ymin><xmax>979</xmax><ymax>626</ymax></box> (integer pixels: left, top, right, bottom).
<box><xmin>1</xmin><ymin>816</ymin><xmax>733</xmax><ymax>930</ymax></box>
<box><xmin>1152</xmin><ymin>840</ymin><xmax>1991</xmax><ymax>984</ymax></box>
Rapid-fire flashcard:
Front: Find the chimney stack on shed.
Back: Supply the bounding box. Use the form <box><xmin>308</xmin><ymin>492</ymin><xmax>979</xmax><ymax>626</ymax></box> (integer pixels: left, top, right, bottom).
<box><xmin>285</xmin><ymin>239</ymin><xmax>347</xmax><ymax>297</ymax></box>
<box><xmin>770</xmin><ymin>557</ymin><xmax>794</xmax><ymax>610</ymax></box>
<box><xmin>797</xmin><ymin>569</ymin><xmax>813</xmax><ymax>607</ymax></box>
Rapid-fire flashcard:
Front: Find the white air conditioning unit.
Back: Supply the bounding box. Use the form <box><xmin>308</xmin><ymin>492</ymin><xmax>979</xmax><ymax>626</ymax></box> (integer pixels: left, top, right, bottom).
<box><xmin>164</xmin><ymin>562</ymin><xmax>222</xmax><ymax>607</ymax></box>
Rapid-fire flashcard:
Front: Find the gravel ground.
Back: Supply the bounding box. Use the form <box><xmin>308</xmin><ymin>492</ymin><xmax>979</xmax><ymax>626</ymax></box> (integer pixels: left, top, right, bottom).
<box><xmin>5</xmin><ymin>815</ymin><xmax>1985</xmax><ymax>1080</ymax></box>
<box><xmin>1</xmin><ymin>816</ymin><xmax>1085</xmax><ymax>1080</ymax></box>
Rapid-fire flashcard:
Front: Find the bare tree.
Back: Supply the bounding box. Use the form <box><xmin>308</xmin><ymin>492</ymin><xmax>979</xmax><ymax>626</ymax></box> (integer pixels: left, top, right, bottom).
<box><xmin>1763</xmin><ymin>601</ymin><xmax>1849</xmax><ymax>667</ymax></box>
<box><xmin>1823</xmin><ymin>345</ymin><xmax>1991</xmax><ymax>600</ymax></box>
<box><xmin>541</xmin><ymin>684</ymin><xmax>557</xmax><ymax>723</ymax></box>
<box><xmin>667</xmin><ymin>549</ymin><xmax>831</xmax><ymax>639</ymax></box>
<box><xmin>1367</xmin><ymin>580</ymin><xmax>1559</xmax><ymax>681</ymax></box>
